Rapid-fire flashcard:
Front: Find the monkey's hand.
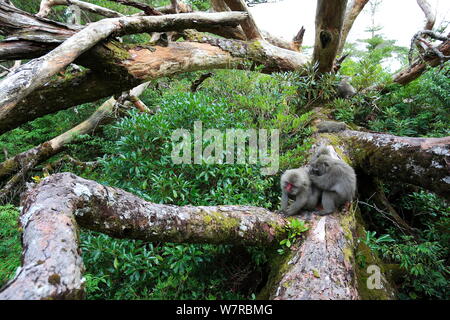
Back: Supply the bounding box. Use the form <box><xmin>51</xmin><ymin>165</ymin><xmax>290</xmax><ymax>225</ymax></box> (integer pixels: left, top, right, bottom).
<box><xmin>286</xmin><ymin>206</ymin><xmax>300</xmax><ymax>216</ymax></box>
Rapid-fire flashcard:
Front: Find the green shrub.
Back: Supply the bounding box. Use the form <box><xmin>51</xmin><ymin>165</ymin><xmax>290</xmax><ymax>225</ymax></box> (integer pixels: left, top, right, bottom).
<box><xmin>100</xmin><ymin>92</ymin><xmax>277</xmax><ymax>207</ymax></box>
<box><xmin>80</xmin><ymin>69</ymin><xmax>319</xmax><ymax>299</ymax></box>
<box><xmin>81</xmin><ymin>231</ymin><xmax>265</xmax><ymax>299</ymax></box>
<box><xmin>362</xmin><ymin>190</ymin><xmax>449</xmax><ymax>300</ymax></box>
<box><xmin>369</xmin><ymin>64</ymin><xmax>450</xmax><ymax>137</ymax></box>
<box><xmin>0</xmin><ymin>103</ymin><xmax>104</xmax><ymax>163</ymax></box>
<box><xmin>0</xmin><ymin>205</ymin><xmax>21</xmax><ymax>288</ymax></box>
<box><xmin>82</xmin><ymin>89</ymin><xmax>285</xmax><ymax>299</ymax></box>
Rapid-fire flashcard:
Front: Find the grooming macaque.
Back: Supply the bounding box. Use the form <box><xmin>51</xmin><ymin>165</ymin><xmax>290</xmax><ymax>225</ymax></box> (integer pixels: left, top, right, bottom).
<box><xmin>337</xmin><ymin>78</ymin><xmax>356</xmax><ymax>99</ymax></box>
<box><xmin>317</xmin><ymin>121</ymin><xmax>347</xmax><ymax>133</ymax></box>
<box><xmin>309</xmin><ymin>147</ymin><xmax>356</xmax><ymax>216</ymax></box>
<box><xmin>280</xmin><ymin>167</ymin><xmax>321</xmax><ymax>216</ymax></box>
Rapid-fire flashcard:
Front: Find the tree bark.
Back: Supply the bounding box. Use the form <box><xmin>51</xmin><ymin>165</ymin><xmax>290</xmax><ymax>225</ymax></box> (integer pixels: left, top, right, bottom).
<box><xmin>313</xmin><ymin>0</ymin><xmax>348</xmax><ymax>73</ymax></box>
<box><xmin>262</xmin><ymin>26</ymin><xmax>304</xmax><ymax>52</ymax></box>
<box><xmin>393</xmin><ymin>33</ymin><xmax>450</xmax><ymax>85</ymax></box>
<box><xmin>0</xmin><ymin>4</ymin><xmax>311</xmax><ymax>134</ymax></box>
<box><xmin>0</xmin><ymin>2</ymin><xmax>78</xmax><ymax>43</ymax></box>
<box><xmin>222</xmin><ymin>0</ymin><xmax>263</xmax><ymax>40</ymax></box>
<box><xmin>0</xmin><ymin>34</ymin><xmax>309</xmax><ymax>134</ymax></box>
<box><xmin>0</xmin><ymin>173</ymin><xmax>287</xmax><ymax>299</ymax></box>
<box><xmin>341</xmin><ymin>130</ymin><xmax>450</xmax><ymax>200</ymax></box>
<box><xmin>211</xmin><ymin>0</ymin><xmax>303</xmax><ymax>50</ymax></box>
<box><xmin>0</xmin><ymin>70</ymin><xmax>136</xmax><ymax>135</ymax></box>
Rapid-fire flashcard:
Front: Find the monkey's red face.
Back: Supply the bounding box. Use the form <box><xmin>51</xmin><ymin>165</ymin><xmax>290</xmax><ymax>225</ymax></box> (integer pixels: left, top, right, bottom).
<box><xmin>285</xmin><ymin>183</ymin><xmax>293</xmax><ymax>193</ymax></box>
<box><xmin>285</xmin><ymin>182</ymin><xmax>301</xmax><ymax>195</ymax></box>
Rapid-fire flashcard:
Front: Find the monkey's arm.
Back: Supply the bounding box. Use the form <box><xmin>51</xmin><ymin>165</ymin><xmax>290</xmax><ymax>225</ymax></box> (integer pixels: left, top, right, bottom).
<box><xmin>281</xmin><ymin>190</ymin><xmax>289</xmax><ymax>211</ymax></box>
<box><xmin>286</xmin><ymin>193</ymin><xmax>308</xmax><ymax>216</ymax></box>
<box><xmin>309</xmin><ymin>174</ymin><xmax>331</xmax><ymax>190</ymax></box>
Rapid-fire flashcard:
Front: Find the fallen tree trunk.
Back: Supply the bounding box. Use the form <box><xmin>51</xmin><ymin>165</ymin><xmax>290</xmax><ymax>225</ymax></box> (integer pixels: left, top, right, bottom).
<box><xmin>0</xmin><ymin>3</ymin><xmax>310</xmax><ymax>134</ymax></box>
<box><xmin>0</xmin><ymin>9</ymin><xmax>247</xmax><ymax>122</ymax></box>
<box><xmin>270</xmin><ymin>211</ymin><xmax>360</xmax><ymax>299</ymax></box>
<box><xmin>269</xmin><ymin>210</ymin><xmax>397</xmax><ymax>299</ymax></box>
<box><xmin>0</xmin><ymin>36</ymin><xmax>308</xmax><ymax>134</ymax></box>
<box><xmin>0</xmin><ymin>99</ymin><xmax>115</xmax><ymax>203</ymax></box>
<box><xmin>0</xmin><ymin>172</ymin><xmax>287</xmax><ymax>299</ymax></box>
<box><xmin>0</xmin><ymin>70</ymin><xmax>134</xmax><ymax>135</ymax></box>
<box><xmin>222</xmin><ymin>0</ymin><xmax>262</xmax><ymax>40</ymax></box>
<box><xmin>341</xmin><ymin>130</ymin><xmax>450</xmax><ymax>200</ymax></box>
<box><xmin>37</xmin><ymin>0</ymin><xmax>125</xmax><ymax>18</ymax></box>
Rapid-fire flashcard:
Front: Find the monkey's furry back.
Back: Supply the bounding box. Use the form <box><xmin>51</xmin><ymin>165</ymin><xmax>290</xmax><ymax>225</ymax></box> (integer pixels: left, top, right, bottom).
<box><xmin>309</xmin><ymin>146</ymin><xmax>356</xmax><ymax>200</ymax></box>
<box><xmin>314</xmin><ymin>156</ymin><xmax>356</xmax><ymax>198</ymax></box>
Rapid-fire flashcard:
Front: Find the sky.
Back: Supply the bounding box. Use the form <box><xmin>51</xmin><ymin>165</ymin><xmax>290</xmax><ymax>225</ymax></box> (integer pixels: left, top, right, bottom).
<box><xmin>250</xmin><ymin>0</ymin><xmax>450</xmax><ymax>48</ymax></box>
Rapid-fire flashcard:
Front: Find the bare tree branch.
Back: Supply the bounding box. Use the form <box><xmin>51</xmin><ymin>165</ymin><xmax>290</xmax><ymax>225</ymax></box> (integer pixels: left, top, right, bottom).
<box><xmin>37</xmin><ymin>0</ymin><xmax>124</xmax><ymax>18</ymax></box>
<box><xmin>416</xmin><ymin>0</ymin><xmax>436</xmax><ymax>31</ymax></box>
<box><xmin>337</xmin><ymin>0</ymin><xmax>369</xmax><ymax>56</ymax></box>
<box><xmin>0</xmin><ymin>26</ymin><xmax>309</xmax><ymax>134</ymax></box>
<box><xmin>262</xmin><ymin>26</ymin><xmax>304</xmax><ymax>52</ymax></box>
<box><xmin>191</xmin><ymin>72</ymin><xmax>213</xmax><ymax>92</ymax></box>
<box><xmin>408</xmin><ymin>30</ymin><xmax>450</xmax><ymax>65</ymax></box>
<box><xmin>396</xmin><ymin>31</ymin><xmax>450</xmax><ymax>85</ymax></box>
<box><xmin>222</xmin><ymin>0</ymin><xmax>263</xmax><ymax>40</ymax></box>
<box><xmin>107</xmin><ymin>0</ymin><xmax>162</xmax><ymax>16</ymax></box>
<box><xmin>0</xmin><ymin>81</ymin><xmax>151</xmax><ymax>202</ymax></box>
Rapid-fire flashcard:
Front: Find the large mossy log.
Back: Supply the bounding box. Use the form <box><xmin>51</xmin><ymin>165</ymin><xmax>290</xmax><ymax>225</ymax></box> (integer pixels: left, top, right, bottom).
<box><xmin>0</xmin><ymin>173</ymin><xmax>287</xmax><ymax>299</ymax></box>
<box><xmin>341</xmin><ymin>130</ymin><xmax>450</xmax><ymax>200</ymax></box>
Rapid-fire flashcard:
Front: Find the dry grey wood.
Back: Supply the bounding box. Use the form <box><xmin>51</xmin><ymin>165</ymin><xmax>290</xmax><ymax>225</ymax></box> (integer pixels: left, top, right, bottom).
<box><xmin>0</xmin><ymin>82</ymin><xmax>151</xmax><ymax>202</ymax></box>
<box><xmin>38</xmin><ymin>0</ymin><xmax>124</xmax><ymax>18</ymax></box>
<box><xmin>222</xmin><ymin>0</ymin><xmax>263</xmax><ymax>40</ymax></box>
<box><xmin>416</xmin><ymin>0</ymin><xmax>436</xmax><ymax>31</ymax></box>
<box><xmin>0</xmin><ymin>31</ymin><xmax>308</xmax><ymax>134</ymax></box>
